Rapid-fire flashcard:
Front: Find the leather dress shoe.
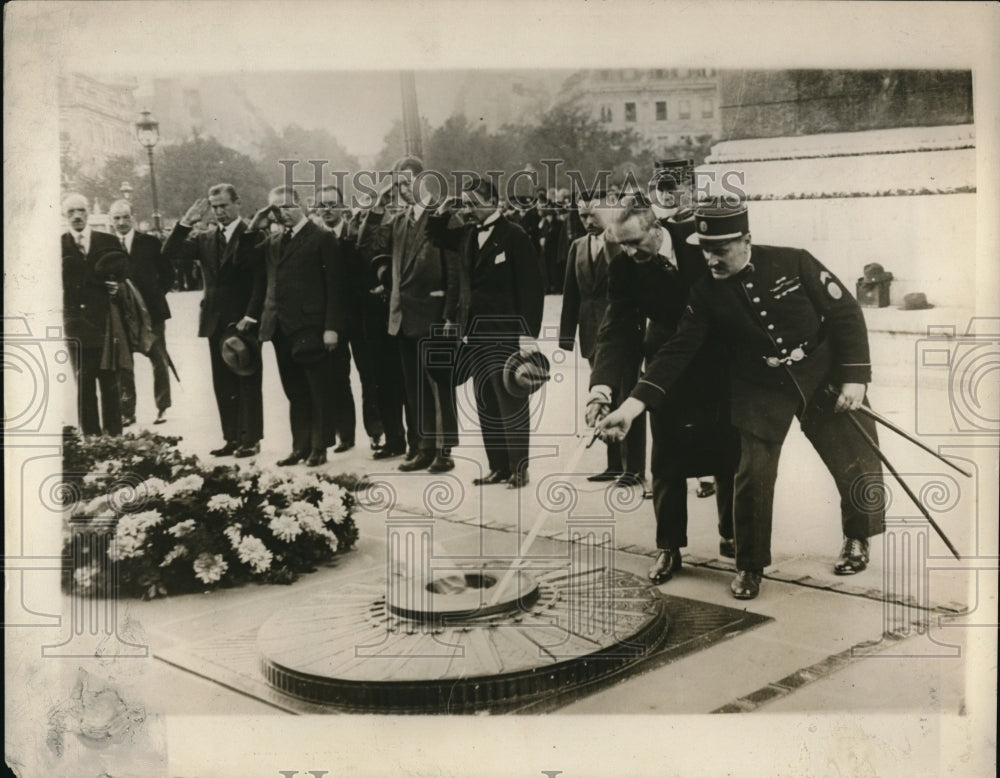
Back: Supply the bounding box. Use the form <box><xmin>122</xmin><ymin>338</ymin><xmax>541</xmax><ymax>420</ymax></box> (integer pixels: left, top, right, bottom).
<box><xmin>730</xmin><ymin>569</ymin><xmax>763</xmax><ymax>600</ymax></box>
<box><xmin>306</xmin><ymin>449</ymin><xmax>328</xmax><ymax>467</ymax></box>
<box><xmin>277</xmin><ymin>451</ymin><xmax>308</xmax><ymax>466</ymax></box>
<box><xmin>153</xmin><ymin>409</ymin><xmax>167</xmax><ymax>425</ymax></box>
<box><xmin>333</xmin><ymin>441</ymin><xmax>355</xmax><ymax>453</ymax></box>
<box><xmin>373</xmin><ymin>441</ymin><xmax>406</xmax><ymax>460</ymax></box>
<box><xmin>648</xmin><ymin>548</ymin><xmax>682</xmax><ymax>584</ymax></box>
<box><xmin>370</xmin><ymin>435</ymin><xmax>383</xmax><ymax>451</ymax></box>
<box><xmin>233</xmin><ymin>442</ymin><xmax>260</xmax><ymax>458</ymax></box>
<box><xmin>506</xmin><ymin>471</ymin><xmax>530</xmax><ymax>489</ymax></box>
<box><xmin>122</xmin><ymin>415</ymin><xmax>136</xmax><ymax>427</ymax></box>
<box><xmin>211</xmin><ymin>442</ymin><xmax>238</xmax><ymax>457</ymax></box>
<box><xmin>473</xmin><ymin>470</ymin><xmax>510</xmax><ymax>486</ymax></box>
<box><xmin>398</xmin><ymin>451</ymin><xmax>435</xmax><ymax>472</ymax></box>
<box><xmin>587</xmin><ymin>469</ymin><xmax>622</xmax><ymax>482</ymax></box>
<box><xmin>696</xmin><ymin>480</ymin><xmax>716</xmax><ymax>498</ymax></box>
<box><xmin>616</xmin><ymin>472</ymin><xmax>645</xmax><ymax>488</ymax></box>
<box><xmin>427</xmin><ymin>455</ymin><xmax>455</xmax><ymax>473</ymax></box>
<box><xmin>834</xmin><ymin>537</ymin><xmax>870</xmax><ymax>575</ymax></box>
<box><xmin>719</xmin><ymin>537</ymin><xmax>736</xmax><ymax>559</ymax></box>
<box><xmin>404</xmin><ymin>448</ymin><xmax>420</xmax><ymax>462</ymax></box>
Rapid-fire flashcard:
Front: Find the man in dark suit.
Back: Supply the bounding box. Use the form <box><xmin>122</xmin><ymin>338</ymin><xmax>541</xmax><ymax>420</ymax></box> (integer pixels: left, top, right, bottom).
<box><xmin>310</xmin><ymin>184</ymin><xmax>373</xmax><ymax>454</ymax></box>
<box><xmin>559</xmin><ymin>191</ymin><xmax>646</xmax><ymax>488</ymax></box>
<box><xmin>358</xmin><ymin>157</ymin><xmax>461</xmax><ymax>473</ymax></box>
<box><xmin>162</xmin><ymin>183</ymin><xmax>264</xmax><ymax>457</ymax></box>
<box><xmin>429</xmin><ymin>175</ymin><xmax>545</xmax><ymax>488</ymax></box>
<box><xmin>588</xmin><ymin>193</ymin><xmax>737</xmax><ymax>587</ymax></box>
<box><xmin>245</xmin><ymin>186</ymin><xmax>347</xmax><ymax>467</ymax></box>
<box><xmin>109</xmin><ymin>199</ymin><xmax>174</xmax><ymax>427</ymax></box>
<box><xmin>61</xmin><ymin>193</ymin><xmax>123</xmax><ymax>436</ymax></box>
<box><xmin>598</xmin><ymin>201</ymin><xmax>885</xmax><ymax>600</ymax></box>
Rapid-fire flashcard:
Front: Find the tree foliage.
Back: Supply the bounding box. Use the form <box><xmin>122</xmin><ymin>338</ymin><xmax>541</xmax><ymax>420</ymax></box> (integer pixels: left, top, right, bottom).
<box><xmin>255</xmin><ymin>124</ymin><xmax>361</xmax><ymax>193</ymax></box>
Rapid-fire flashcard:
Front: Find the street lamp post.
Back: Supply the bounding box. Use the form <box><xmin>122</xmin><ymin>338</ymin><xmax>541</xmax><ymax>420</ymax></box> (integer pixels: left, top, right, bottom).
<box><xmin>120</xmin><ymin>181</ymin><xmax>133</xmax><ymax>202</ymax></box>
<box><xmin>135</xmin><ymin>110</ymin><xmax>161</xmax><ymax>235</ymax></box>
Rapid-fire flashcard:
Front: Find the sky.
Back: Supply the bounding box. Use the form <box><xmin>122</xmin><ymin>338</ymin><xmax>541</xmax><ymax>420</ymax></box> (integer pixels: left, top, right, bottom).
<box><xmin>138</xmin><ymin>70</ymin><xmax>572</xmax><ymax>159</ymax></box>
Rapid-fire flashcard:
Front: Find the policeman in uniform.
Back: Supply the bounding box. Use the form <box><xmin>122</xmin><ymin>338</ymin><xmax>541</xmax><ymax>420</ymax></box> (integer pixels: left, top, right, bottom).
<box><xmin>597</xmin><ymin>201</ymin><xmax>885</xmax><ymax>599</ymax></box>
<box><xmin>587</xmin><ymin>188</ymin><xmax>737</xmax><ymax>586</ymax></box>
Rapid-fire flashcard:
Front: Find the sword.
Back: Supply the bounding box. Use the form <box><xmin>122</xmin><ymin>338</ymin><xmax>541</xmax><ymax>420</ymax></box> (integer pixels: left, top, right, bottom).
<box><xmin>824</xmin><ymin>386</ymin><xmax>971</xmax><ymax>477</ymax></box>
<box><xmin>844</xmin><ymin>411</ymin><xmax>961</xmax><ymax>560</ymax></box>
<box><xmin>854</xmin><ymin>404</ymin><xmax>971</xmax><ymax>478</ymax></box>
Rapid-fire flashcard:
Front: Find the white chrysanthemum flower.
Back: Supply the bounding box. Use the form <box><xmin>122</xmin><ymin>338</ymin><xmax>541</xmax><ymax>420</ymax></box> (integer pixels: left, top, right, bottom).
<box><xmin>192</xmin><ymin>553</ymin><xmax>228</xmax><ymax>584</ymax></box>
<box><xmin>223</xmin><ymin>525</ymin><xmax>243</xmax><ymax>548</ymax></box>
<box><xmin>206</xmin><ymin>494</ymin><xmax>243</xmax><ymax>513</ymax></box>
<box><xmin>143</xmin><ymin>477</ymin><xmax>168</xmax><ymax>497</ymax></box>
<box><xmin>236</xmin><ymin>535</ymin><xmax>273</xmax><ymax>573</ymax></box>
<box><xmin>108</xmin><ymin>528</ymin><xmax>145</xmax><ymax>561</ymax></box>
<box><xmin>167</xmin><ymin>519</ymin><xmax>196</xmax><ymax>537</ymax></box>
<box><xmin>256</xmin><ymin>469</ymin><xmax>285</xmax><ymax>492</ymax></box>
<box><xmin>260</xmin><ymin>504</ymin><xmax>277</xmax><ymax>519</ymax></box>
<box><xmin>73</xmin><ymin>565</ymin><xmax>98</xmax><ymax>593</ymax></box>
<box><xmin>318</xmin><ymin>495</ymin><xmax>347</xmax><ymax>524</ymax></box>
<box><xmin>268</xmin><ymin>513</ymin><xmax>302</xmax><ymax>542</ymax></box>
<box><xmin>161</xmin><ymin>474</ymin><xmax>204</xmax><ymax>499</ymax></box>
<box><xmin>81</xmin><ymin>495</ymin><xmax>112</xmax><ymax>517</ymax></box>
<box><xmin>130</xmin><ymin>509</ymin><xmax>164</xmax><ymax>530</ymax></box>
<box><xmin>159</xmin><ymin>544</ymin><xmax>188</xmax><ymax>567</ymax></box>
<box><xmin>321</xmin><ymin>529</ymin><xmax>340</xmax><ymax>553</ymax></box>
<box><xmin>319</xmin><ymin>482</ymin><xmax>348</xmax><ymax>502</ymax></box>
<box><xmin>285</xmin><ymin>500</ymin><xmax>323</xmax><ymax>532</ymax></box>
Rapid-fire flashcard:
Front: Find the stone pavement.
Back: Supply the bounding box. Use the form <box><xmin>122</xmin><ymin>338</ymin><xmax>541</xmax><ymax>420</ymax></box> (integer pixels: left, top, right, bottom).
<box><xmin>99</xmin><ymin>291</ymin><xmax>993</xmax><ymax>722</ymax></box>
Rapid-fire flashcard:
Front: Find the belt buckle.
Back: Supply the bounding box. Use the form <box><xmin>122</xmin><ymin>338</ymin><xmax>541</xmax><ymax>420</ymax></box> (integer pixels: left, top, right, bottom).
<box><xmin>789</xmin><ymin>347</ymin><xmax>805</xmax><ymax>362</ymax></box>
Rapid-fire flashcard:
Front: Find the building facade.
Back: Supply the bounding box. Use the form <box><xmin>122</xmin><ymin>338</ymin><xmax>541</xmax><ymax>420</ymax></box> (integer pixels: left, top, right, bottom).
<box><xmin>567</xmin><ymin>69</ymin><xmax>721</xmax><ymax>151</ymax></box>
<box><xmin>59</xmin><ymin>73</ymin><xmax>140</xmax><ymax>180</ymax></box>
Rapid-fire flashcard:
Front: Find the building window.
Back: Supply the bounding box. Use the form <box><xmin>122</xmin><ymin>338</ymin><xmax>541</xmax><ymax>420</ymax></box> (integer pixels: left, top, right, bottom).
<box><xmin>655</xmin><ymin>101</ymin><xmax>667</xmax><ymax>121</ymax></box>
<box><xmin>702</xmin><ymin>97</ymin><xmax>714</xmax><ymax>118</ymax></box>
<box><xmin>624</xmin><ymin>102</ymin><xmax>637</xmax><ymax>122</ymax></box>
<box><xmin>679</xmin><ymin>99</ymin><xmax>691</xmax><ymax>119</ymax></box>
<box><xmin>599</xmin><ymin>104</ymin><xmax>613</xmax><ymax>123</ymax></box>
<box><xmin>690</xmin><ymin>68</ymin><xmax>707</xmax><ymax>77</ymax></box>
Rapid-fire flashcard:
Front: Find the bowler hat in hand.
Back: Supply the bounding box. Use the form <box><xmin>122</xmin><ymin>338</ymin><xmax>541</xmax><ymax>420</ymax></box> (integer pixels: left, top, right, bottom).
<box><xmin>220</xmin><ymin>323</ymin><xmax>262</xmax><ymax>377</ymax></box>
<box><xmin>93</xmin><ymin>249</ymin><xmax>130</xmax><ymax>280</ymax></box>
<box><xmin>502</xmin><ymin>349</ymin><xmax>551</xmax><ymax>398</ymax></box>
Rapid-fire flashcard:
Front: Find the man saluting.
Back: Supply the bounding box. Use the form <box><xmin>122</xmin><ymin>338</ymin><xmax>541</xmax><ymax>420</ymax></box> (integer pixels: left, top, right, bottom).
<box><xmin>597</xmin><ymin>200</ymin><xmax>885</xmax><ymax>600</ymax></box>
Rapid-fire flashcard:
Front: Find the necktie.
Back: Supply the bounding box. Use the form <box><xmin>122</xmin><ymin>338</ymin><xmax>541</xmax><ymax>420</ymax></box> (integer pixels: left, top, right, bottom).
<box><xmin>281</xmin><ymin>227</ymin><xmax>293</xmax><ymax>252</ymax></box>
<box><xmin>76</xmin><ymin>233</ymin><xmax>85</xmax><ymax>254</ymax></box>
<box><xmin>121</xmin><ymin>237</ymin><xmax>128</xmax><ymax>253</ymax></box>
<box><xmin>217</xmin><ymin>227</ymin><xmax>226</xmax><ymax>257</ymax></box>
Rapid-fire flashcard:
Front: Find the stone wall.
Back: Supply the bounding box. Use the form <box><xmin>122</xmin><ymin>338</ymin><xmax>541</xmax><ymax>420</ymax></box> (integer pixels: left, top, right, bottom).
<box><xmin>719</xmin><ymin>70</ymin><xmax>973</xmax><ymax>141</ymax></box>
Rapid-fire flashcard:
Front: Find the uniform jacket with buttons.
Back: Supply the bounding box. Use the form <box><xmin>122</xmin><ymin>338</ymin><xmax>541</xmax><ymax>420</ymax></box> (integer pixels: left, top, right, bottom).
<box><xmin>162</xmin><ymin>220</ymin><xmax>264</xmax><ymax>338</ymax></box>
<box><xmin>62</xmin><ymin>230</ymin><xmax>123</xmax><ymax>349</ymax></box>
<box><xmin>631</xmin><ymin>244</ymin><xmax>872</xmax><ymax>442</ymax></box>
